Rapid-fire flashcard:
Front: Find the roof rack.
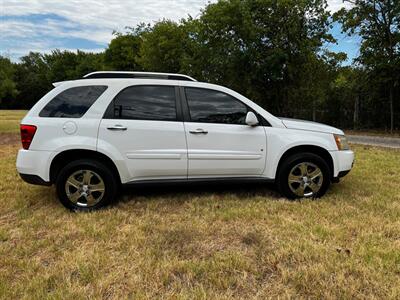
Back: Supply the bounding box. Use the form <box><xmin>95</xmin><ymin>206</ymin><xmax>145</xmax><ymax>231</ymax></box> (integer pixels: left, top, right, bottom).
<box><xmin>83</xmin><ymin>71</ymin><xmax>197</xmax><ymax>82</ymax></box>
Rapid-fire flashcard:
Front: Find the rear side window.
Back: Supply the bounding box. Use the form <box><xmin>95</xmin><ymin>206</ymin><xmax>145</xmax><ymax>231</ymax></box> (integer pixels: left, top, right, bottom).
<box><xmin>39</xmin><ymin>85</ymin><xmax>107</xmax><ymax>118</ymax></box>
<box><xmin>185</xmin><ymin>87</ymin><xmax>248</xmax><ymax>124</ymax></box>
<box><xmin>107</xmin><ymin>85</ymin><xmax>177</xmax><ymax>121</ymax></box>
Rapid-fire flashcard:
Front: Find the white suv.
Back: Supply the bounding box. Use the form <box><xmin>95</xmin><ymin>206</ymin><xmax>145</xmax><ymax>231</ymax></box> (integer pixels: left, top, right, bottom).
<box><xmin>16</xmin><ymin>71</ymin><xmax>354</xmax><ymax>211</ymax></box>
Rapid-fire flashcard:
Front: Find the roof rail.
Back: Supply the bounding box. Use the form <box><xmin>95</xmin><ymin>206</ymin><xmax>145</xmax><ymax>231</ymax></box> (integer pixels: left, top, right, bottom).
<box><xmin>83</xmin><ymin>71</ymin><xmax>197</xmax><ymax>82</ymax></box>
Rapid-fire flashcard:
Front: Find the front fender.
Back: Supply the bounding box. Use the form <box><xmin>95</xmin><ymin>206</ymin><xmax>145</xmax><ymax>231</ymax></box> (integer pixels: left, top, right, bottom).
<box><xmin>264</xmin><ymin>127</ymin><xmax>337</xmax><ymax>179</ymax></box>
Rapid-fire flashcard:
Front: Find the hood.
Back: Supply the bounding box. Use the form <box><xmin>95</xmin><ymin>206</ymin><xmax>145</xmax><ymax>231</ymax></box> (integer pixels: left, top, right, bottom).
<box><xmin>280</xmin><ymin>117</ymin><xmax>344</xmax><ymax>135</ymax></box>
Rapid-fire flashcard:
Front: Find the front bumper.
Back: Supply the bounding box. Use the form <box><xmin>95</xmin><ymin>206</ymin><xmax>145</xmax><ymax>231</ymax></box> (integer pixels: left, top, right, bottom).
<box><xmin>330</xmin><ymin>149</ymin><xmax>354</xmax><ymax>182</ymax></box>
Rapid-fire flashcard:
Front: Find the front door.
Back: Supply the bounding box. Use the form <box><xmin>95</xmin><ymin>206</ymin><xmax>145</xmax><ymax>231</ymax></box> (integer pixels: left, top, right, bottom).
<box><xmin>183</xmin><ymin>87</ymin><xmax>267</xmax><ymax>177</ymax></box>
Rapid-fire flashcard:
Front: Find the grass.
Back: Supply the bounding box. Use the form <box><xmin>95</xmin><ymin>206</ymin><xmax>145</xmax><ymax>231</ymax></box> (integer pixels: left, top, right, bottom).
<box><xmin>0</xmin><ymin>110</ymin><xmax>399</xmax><ymax>298</ymax></box>
<box><xmin>0</xmin><ymin>110</ymin><xmax>28</xmax><ymax>133</ymax></box>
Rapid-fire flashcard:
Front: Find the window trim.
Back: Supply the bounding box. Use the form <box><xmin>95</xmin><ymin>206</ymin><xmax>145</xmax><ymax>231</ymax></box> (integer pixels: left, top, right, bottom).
<box><xmin>39</xmin><ymin>85</ymin><xmax>108</xmax><ymax>118</ymax></box>
<box><xmin>180</xmin><ymin>86</ymin><xmax>270</xmax><ymax>126</ymax></box>
<box><xmin>103</xmin><ymin>84</ymin><xmax>183</xmax><ymax>122</ymax></box>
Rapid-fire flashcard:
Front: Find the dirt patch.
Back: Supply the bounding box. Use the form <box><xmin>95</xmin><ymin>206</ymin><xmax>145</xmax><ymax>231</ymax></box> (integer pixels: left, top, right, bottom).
<box><xmin>0</xmin><ymin>133</ymin><xmax>20</xmax><ymax>145</ymax></box>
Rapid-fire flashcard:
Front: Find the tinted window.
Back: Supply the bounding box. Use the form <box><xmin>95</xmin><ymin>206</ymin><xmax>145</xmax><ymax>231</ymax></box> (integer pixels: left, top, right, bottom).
<box><xmin>39</xmin><ymin>85</ymin><xmax>107</xmax><ymax>118</ymax></box>
<box><xmin>185</xmin><ymin>88</ymin><xmax>248</xmax><ymax>124</ymax></box>
<box><xmin>111</xmin><ymin>85</ymin><xmax>177</xmax><ymax>121</ymax></box>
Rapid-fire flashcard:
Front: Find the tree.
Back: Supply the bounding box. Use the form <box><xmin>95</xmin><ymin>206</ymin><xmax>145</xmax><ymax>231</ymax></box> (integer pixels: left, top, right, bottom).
<box><xmin>45</xmin><ymin>49</ymin><xmax>105</xmax><ymax>81</ymax></box>
<box><xmin>4</xmin><ymin>0</ymin><xmax>396</xmax><ymax>132</ymax></box>
<box><xmin>180</xmin><ymin>0</ymin><xmax>335</xmax><ymax>115</ymax></box>
<box><xmin>104</xmin><ymin>25</ymin><xmax>150</xmax><ymax>71</ymax></box>
<box><xmin>335</xmin><ymin>0</ymin><xmax>400</xmax><ymax>132</ymax></box>
<box><xmin>11</xmin><ymin>50</ymin><xmax>107</xmax><ymax>108</ymax></box>
<box><xmin>75</xmin><ymin>50</ymin><xmax>105</xmax><ymax>77</ymax></box>
<box><xmin>0</xmin><ymin>56</ymin><xmax>18</xmax><ymax>106</ymax></box>
<box><xmin>45</xmin><ymin>50</ymin><xmax>80</xmax><ymax>81</ymax></box>
<box><xmin>14</xmin><ymin>52</ymin><xmax>51</xmax><ymax>108</ymax></box>
<box><xmin>138</xmin><ymin>20</ymin><xmax>189</xmax><ymax>73</ymax></box>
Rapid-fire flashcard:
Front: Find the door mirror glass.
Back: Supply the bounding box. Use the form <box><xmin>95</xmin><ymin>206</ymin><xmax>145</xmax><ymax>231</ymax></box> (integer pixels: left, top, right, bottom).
<box><xmin>245</xmin><ymin>111</ymin><xmax>259</xmax><ymax>126</ymax></box>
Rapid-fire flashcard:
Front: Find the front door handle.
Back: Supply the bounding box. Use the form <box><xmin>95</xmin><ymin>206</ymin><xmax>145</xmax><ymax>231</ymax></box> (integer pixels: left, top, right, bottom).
<box><xmin>189</xmin><ymin>128</ymin><xmax>208</xmax><ymax>134</ymax></box>
<box><xmin>107</xmin><ymin>125</ymin><xmax>127</xmax><ymax>131</ymax></box>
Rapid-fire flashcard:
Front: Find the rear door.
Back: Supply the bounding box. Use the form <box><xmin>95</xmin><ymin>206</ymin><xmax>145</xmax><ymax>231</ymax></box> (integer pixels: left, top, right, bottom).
<box><xmin>182</xmin><ymin>87</ymin><xmax>267</xmax><ymax>177</ymax></box>
<box><xmin>98</xmin><ymin>84</ymin><xmax>187</xmax><ymax>182</ymax></box>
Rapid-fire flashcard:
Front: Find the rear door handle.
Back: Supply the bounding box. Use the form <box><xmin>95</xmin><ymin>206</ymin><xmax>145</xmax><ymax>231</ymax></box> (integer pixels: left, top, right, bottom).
<box><xmin>107</xmin><ymin>125</ymin><xmax>127</xmax><ymax>131</ymax></box>
<box><xmin>189</xmin><ymin>128</ymin><xmax>208</xmax><ymax>134</ymax></box>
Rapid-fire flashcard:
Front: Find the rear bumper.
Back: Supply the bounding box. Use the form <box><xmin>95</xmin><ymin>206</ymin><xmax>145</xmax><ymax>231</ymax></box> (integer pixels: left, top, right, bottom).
<box><xmin>16</xmin><ymin>149</ymin><xmax>54</xmax><ymax>183</ymax></box>
<box><xmin>19</xmin><ymin>173</ymin><xmax>51</xmax><ymax>186</ymax></box>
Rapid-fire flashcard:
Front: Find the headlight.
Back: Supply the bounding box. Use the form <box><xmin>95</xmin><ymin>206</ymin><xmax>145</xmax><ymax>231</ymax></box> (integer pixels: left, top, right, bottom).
<box><xmin>334</xmin><ymin>134</ymin><xmax>350</xmax><ymax>150</ymax></box>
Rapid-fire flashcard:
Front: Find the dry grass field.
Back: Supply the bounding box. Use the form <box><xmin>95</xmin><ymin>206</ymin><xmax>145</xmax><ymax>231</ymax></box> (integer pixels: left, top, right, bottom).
<box><xmin>0</xmin><ymin>110</ymin><xmax>28</xmax><ymax>133</ymax></box>
<box><xmin>0</xmin><ymin>110</ymin><xmax>399</xmax><ymax>299</ymax></box>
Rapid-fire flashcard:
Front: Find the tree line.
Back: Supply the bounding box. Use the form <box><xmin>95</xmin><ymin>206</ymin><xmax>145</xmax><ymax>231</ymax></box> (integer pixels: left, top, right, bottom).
<box><xmin>0</xmin><ymin>0</ymin><xmax>399</xmax><ymax>131</ymax></box>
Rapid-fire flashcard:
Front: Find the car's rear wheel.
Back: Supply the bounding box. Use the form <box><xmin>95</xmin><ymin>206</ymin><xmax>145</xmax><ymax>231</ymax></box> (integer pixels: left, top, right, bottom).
<box><xmin>56</xmin><ymin>159</ymin><xmax>118</xmax><ymax>211</ymax></box>
<box><xmin>277</xmin><ymin>152</ymin><xmax>330</xmax><ymax>199</ymax></box>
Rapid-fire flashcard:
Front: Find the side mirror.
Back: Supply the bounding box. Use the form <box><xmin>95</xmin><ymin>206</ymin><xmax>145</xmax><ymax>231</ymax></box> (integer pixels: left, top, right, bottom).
<box><xmin>245</xmin><ymin>111</ymin><xmax>259</xmax><ymax>126</ymax></box>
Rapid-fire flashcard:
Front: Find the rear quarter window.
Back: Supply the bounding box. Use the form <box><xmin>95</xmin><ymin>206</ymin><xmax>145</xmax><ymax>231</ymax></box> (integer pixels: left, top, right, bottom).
<box><xmin>39</xmin><ymin>85</ymin><xmax>107</xmax><ymax>118</ymax></box>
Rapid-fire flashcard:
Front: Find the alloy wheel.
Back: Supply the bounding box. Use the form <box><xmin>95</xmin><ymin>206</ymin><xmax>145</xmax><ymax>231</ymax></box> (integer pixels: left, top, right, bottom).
<box><xmin>288</xmin><ymin>162</ymin><xmax>323</xmax><ymax>197</ymax></box>
<box><xmin>65</xmin><ymin>170</ymin><xmax>105</xmax><ymax>207</ymax></box>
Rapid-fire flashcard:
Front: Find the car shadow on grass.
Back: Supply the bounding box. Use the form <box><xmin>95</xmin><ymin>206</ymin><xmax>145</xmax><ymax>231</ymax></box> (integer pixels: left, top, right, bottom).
<box><xmin>120</xmin><ymin>181</ymin><xmax>282</xmax><ymax>203</ymax></box>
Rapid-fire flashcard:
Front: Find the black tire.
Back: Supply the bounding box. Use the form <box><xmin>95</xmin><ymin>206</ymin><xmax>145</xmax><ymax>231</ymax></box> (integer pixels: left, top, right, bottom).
<box><xmin>56</xmin><ymin>159</ymin><xmax>118</xmax><ymax>211</ymax></box>
<box><xmin>277</xmin><ymin>152</ymin><xmax>331</xmax><ymax>199</ymax></box>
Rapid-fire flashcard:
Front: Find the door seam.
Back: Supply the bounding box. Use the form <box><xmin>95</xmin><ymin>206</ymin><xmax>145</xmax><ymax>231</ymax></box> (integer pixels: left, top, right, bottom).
<box><xmin>182</xmin><ymin>121</ymin><xmax>189</xmax><ymax>179</ymax></box>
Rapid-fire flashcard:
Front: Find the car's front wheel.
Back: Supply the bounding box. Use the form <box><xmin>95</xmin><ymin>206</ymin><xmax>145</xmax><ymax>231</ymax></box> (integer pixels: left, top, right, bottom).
<box><xmin>277</xmin><ymin>152</ymin><xmax>330</xmax><ymax>199</ymax></box>
<box><xmin>55</xmin><ymin>159</ymin><xmax>118</xmax><ymax>211</ymax></box>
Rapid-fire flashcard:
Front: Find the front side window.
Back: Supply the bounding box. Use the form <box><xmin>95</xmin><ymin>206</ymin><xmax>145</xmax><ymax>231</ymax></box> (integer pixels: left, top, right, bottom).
<box><xmin>39</xmin><ymin>85</ymin><xmax>107</xmax><ymax>118</ymax></box>
<box><xmin>109</xmin><ymin>85</ymin><xmax>177</xmax><ymax>121</ymax></box>
<box><xmin>185</xmin><ymin>87</ymin><xmax>248</xmax><ymax>124</ymax></box>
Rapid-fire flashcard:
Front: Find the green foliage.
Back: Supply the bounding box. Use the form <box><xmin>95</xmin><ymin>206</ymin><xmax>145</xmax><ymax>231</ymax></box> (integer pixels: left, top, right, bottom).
<box><xmin>178</xmin><ymin>0</ymin><xmax>336</xmax><ymax>115</ymax></box>
<box><xmin>0</xmin><ymin>56</ymin><xmax>18</xmax><ymax>105</ymax></box>
<box><xmin>334</xmin><ymin>0</ymin><xmax>400</xmax><ymax>67</ymax></box>
<box><xmin>45</xmin><ymin>50</ymin><xmax>105</xmax><ymax>82</ymax></box>
<box><xmin>104</xmin><ymin>24</ymin><xmax>150</xmax><ymax>70</ymax></box>
<box><xmin>105</xmin><ymin>34</ymin><xmax>142</xmax><ymax>70</ymax></box>
<box><xmin>138</xmin><ymin>20</ymin><xmax>189</xmax><ymax>73</ymax></box>
<box><xmin>13</xmin><ymin>52</ymin><xmax>52</xmax><ymax>109</ymax></box>
<box><xmin>0</xmin><ymin>0</ymin><xmax>399</xmax><ymax>130</ymax></box>
<box><xmin>334</xmin><ymin>0</ymin><xmax>400</xmax><ymax>131</ymax></box>
<box><xmin>2</xmin><ymin>50</ymin><xmax>105</xmax><ymax>108</ymax></box>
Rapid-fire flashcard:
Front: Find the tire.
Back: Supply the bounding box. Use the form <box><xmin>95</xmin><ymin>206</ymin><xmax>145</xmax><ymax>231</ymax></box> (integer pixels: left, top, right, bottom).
<box><xmin>55</xmin><ymin>159</ymin><xmax>118</xmax><ymax>211</ymax></box>
<box><xmin>277</xmin><ymin>152</ymin><xmax>331</xmax><ymax>199</ymax></box>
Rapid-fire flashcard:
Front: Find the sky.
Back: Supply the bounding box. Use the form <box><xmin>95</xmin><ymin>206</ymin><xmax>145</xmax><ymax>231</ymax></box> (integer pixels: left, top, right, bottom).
<box><xmin>0</xmin><ymin>0</ymin><xmax>359</xmax><ymax>64</ymax></box>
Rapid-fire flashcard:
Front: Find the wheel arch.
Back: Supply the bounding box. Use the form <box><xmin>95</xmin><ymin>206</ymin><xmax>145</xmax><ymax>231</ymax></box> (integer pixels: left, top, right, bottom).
<box><xmin>50</xmin><ymin>149</ymin><xmax>121</xmax><ymax>184</ymax></box>
<box><xmin>276</xmin><ymin>145</ymin><xmax>334</xmax><ymax>180</ymax></box>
